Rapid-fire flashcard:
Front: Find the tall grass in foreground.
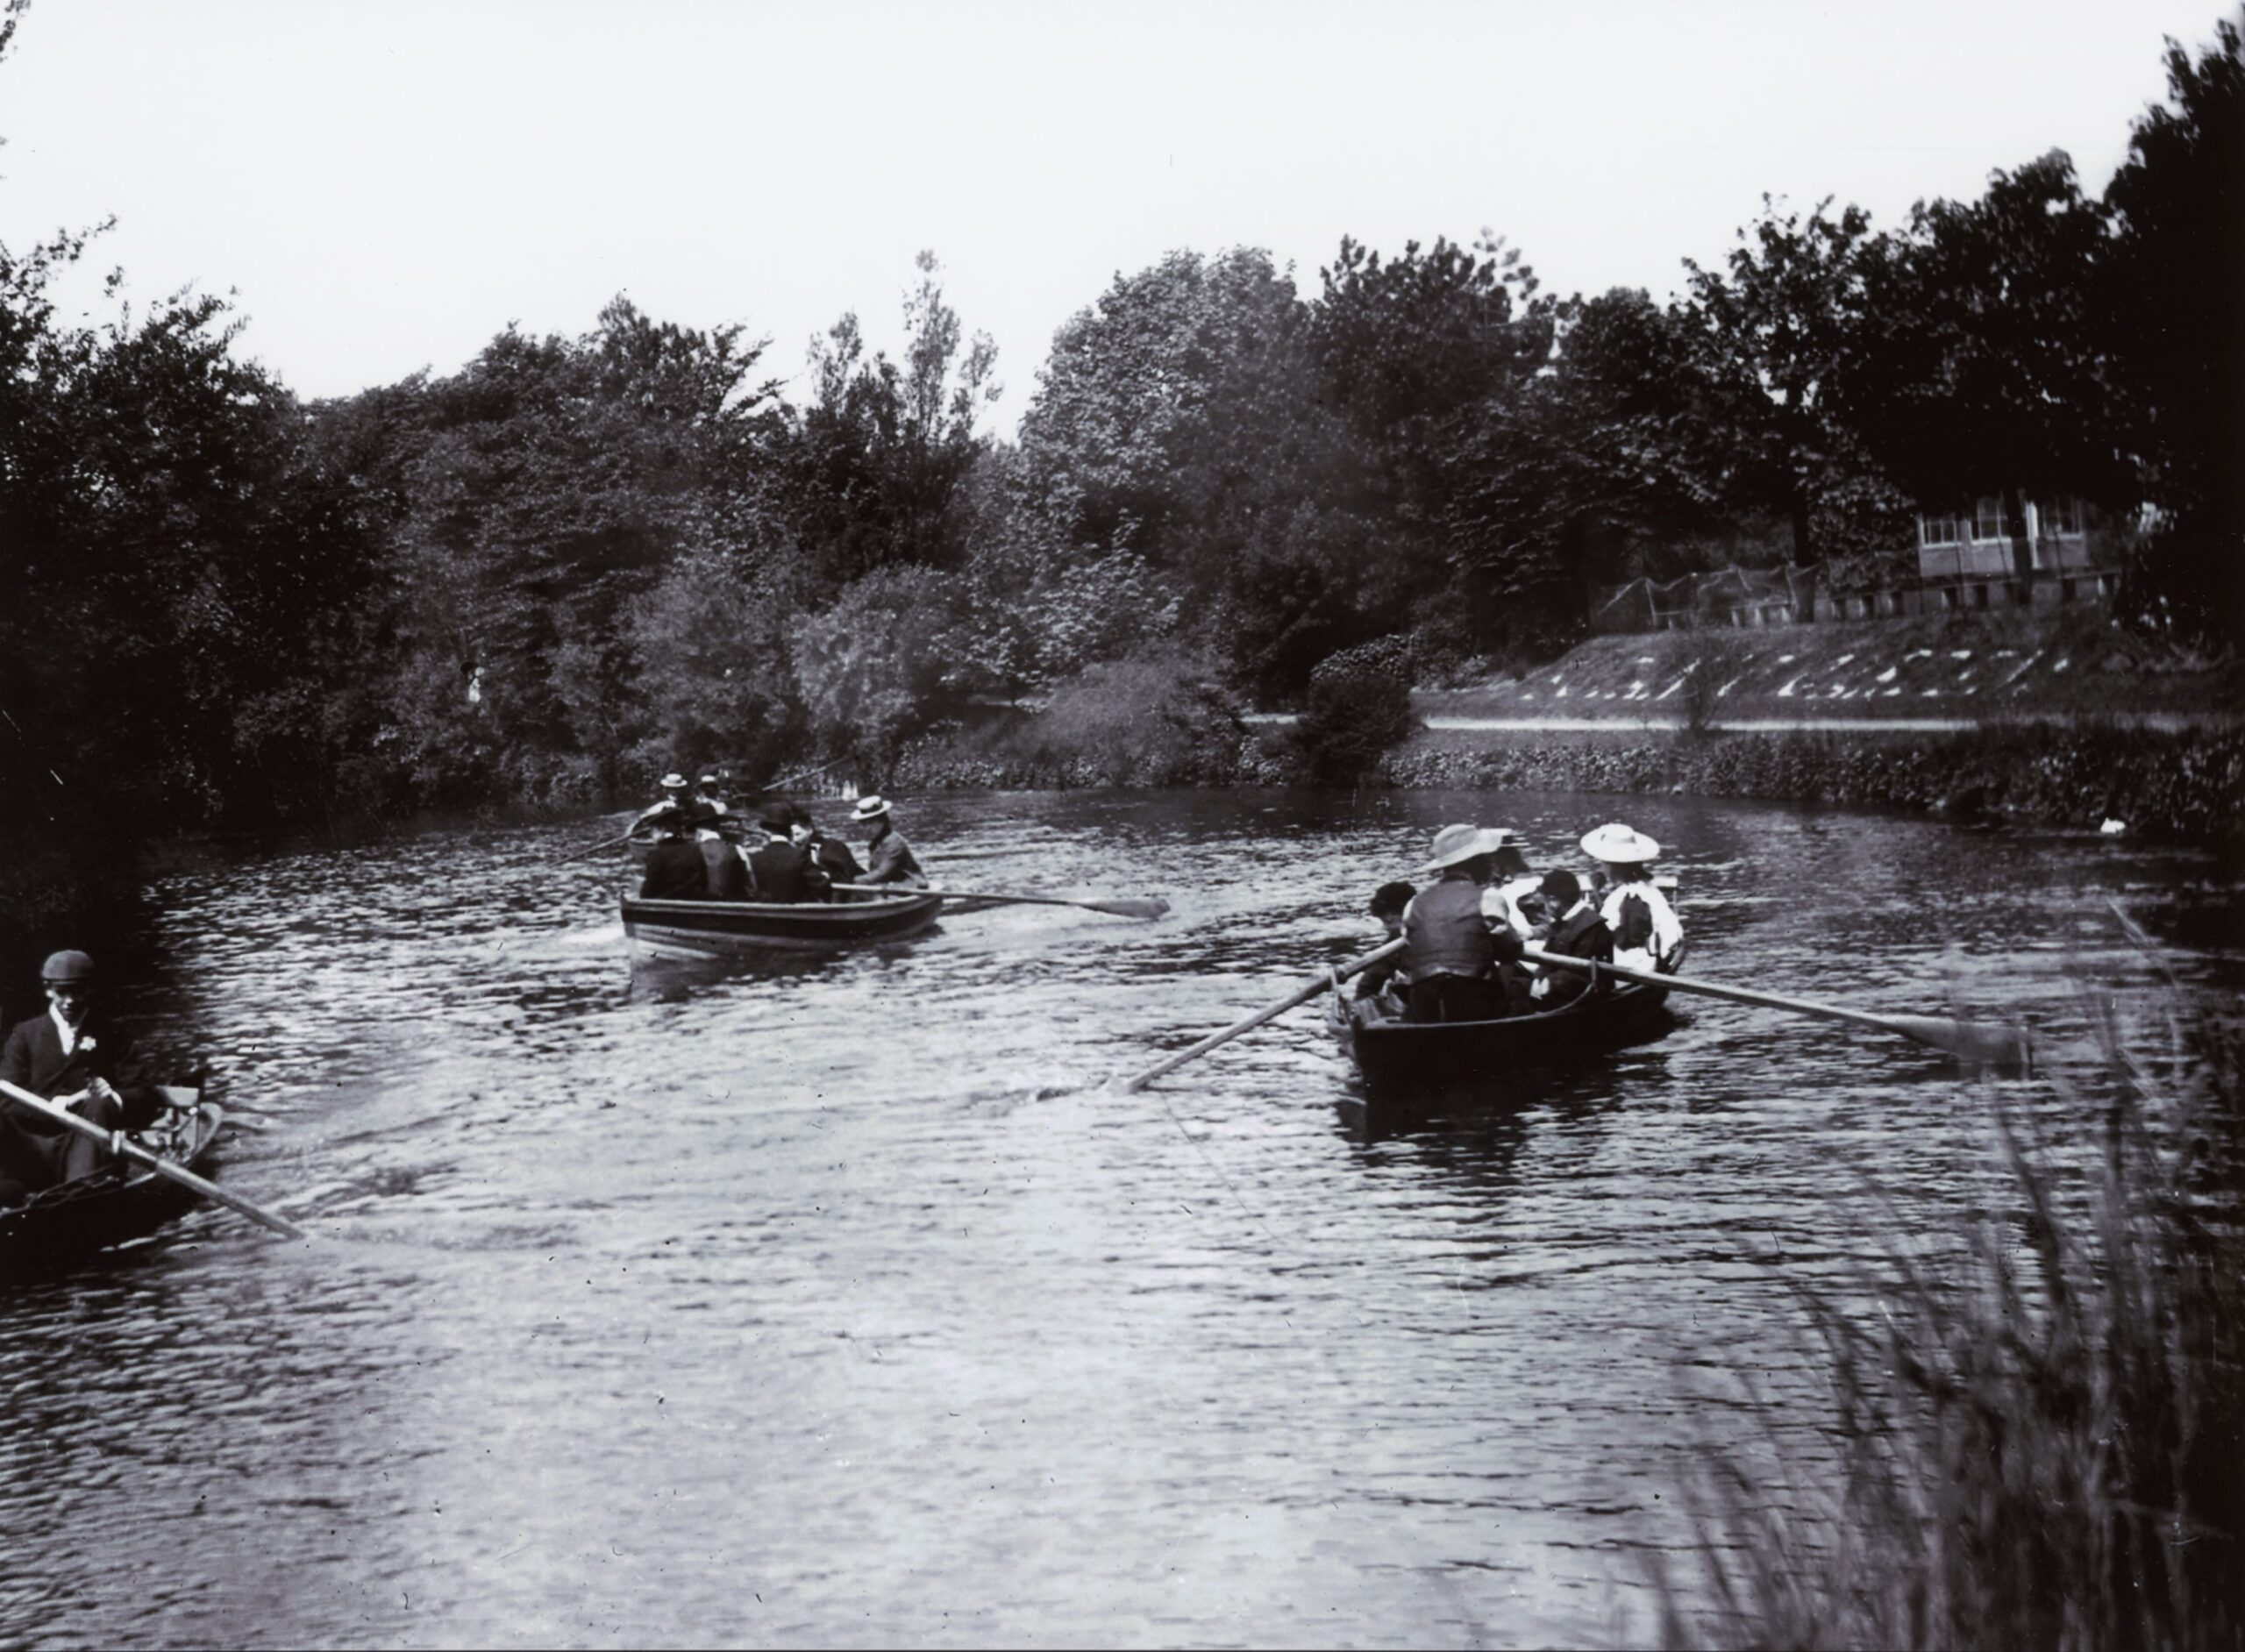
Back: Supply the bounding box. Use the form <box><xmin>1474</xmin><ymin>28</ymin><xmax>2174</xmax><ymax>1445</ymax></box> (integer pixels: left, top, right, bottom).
<box><xmin>1658</xmin><ymin>958</ymin><xmax>2244</xmax><ymax>1650</ymax></box>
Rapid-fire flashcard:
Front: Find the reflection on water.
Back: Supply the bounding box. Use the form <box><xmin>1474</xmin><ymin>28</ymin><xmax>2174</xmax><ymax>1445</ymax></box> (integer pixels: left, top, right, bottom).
<box><xmin>0</xmin><ymin>789</ymin><xmax>2235</xmax><ymax>1648</ymax></box>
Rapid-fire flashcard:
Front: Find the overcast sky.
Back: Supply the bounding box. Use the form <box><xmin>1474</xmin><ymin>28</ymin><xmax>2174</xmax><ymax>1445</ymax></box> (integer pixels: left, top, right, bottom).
<box><xmin>0</xmin><ymin>0</ymin><xmax>2230</xmax><ymax>432</ymax></box>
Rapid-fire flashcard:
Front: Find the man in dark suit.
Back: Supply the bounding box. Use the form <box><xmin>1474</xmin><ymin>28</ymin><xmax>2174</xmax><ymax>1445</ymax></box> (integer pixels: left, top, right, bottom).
<box><xmin>0</xmin><ymin>951</ymin><xmax>162</xmax><ymax>1199</ymax></box>
<box><xmin>747</xmin><ymin>810</ymin><xmax>814</xmax><ymax>903</ymax></box>
<box><xmin>638</xmin><ymin>822</ymin><xmax>711</xmax><ymax>901</ymax></box>
<box><xmin>1527</xmin><ymin>870</ymin><xmax>1614</xmax><ymax>1009</ymax></box>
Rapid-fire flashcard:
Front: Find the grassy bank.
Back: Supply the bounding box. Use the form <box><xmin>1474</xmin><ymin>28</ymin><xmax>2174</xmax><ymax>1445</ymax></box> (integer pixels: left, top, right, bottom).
<box><xmin>1657</xmin><ymin>962</ymin><xmax>2245</xmax><ymax>1649</ymax></box>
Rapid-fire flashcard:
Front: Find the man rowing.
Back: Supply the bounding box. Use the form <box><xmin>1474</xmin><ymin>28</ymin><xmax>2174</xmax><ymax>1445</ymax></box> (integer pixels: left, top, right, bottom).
<box><xmin>852</xmin><ymin>795</ymin><xmax>928</xmax><ymax>889</ymax></box>
<box><xmin>0</xmin><ymin>951</ymin><xmax>165</xmax><ymax>1202</ymax></box>
<box><xmin>1397</xmin><ymin>824</ymin><xmax>1529</xmax><ymax>1023</ymax></box>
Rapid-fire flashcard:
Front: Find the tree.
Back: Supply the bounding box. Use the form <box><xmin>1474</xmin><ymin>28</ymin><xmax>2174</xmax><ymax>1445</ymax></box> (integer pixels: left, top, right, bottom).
<box><xmin>1678</xmin><ymin>197</ymin><xmax>1897</xmax><ymax>566</ymax></box>
<box><xmin>2100</xmin><ymin>17</ymin><xmax>2245</xmax><ymax>642</ymax></box>
<box><xmin>776</xmin><ymin>251</ymin><xmax>999</xmax><ymax>587</ymax></box>
<box><xmin>1842</xmin><ymin>153</ymin><xmax>2126</xmax><ymax>575</ymax></box>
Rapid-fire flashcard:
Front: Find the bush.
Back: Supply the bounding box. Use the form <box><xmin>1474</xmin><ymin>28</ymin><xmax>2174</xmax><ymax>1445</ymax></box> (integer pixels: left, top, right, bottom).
<box><xmin>1000</xmin><ymin>649</ymin><xmax>1245</xmax><ymax>786</ymax></box>
<box><xmin>1294</xmin><ymin>636</ymin><xmax>1415</xmax><ymax>785</ymax></box>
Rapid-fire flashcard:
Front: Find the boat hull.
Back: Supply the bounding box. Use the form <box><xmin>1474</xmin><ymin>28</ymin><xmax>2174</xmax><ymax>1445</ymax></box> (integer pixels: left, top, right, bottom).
<box><xmin>621</xmin><ymin>893</ymin><xmax>943</xmax><ymax>956</ymax></box>
<box><xmin>1332</xmin><ymin>980</ymin><xmax>1673</xmax><ymax>1105</ymax></box>
<box><xmin>0</xmin><ymin>1091</ymin><xmax>222</xmax><ymax>1275</ymax></box>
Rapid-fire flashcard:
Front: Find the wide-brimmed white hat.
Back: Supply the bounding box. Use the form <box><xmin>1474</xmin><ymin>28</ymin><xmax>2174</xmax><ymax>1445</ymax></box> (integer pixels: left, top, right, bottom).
<box><xmin>851</xmin><ymin>794</ymin><xmax>893</xmax><ymax>822</ymax></box>
<box><xmin>1580</xmin><ymin>822</ymin><xmax>1660</xmax><ymax>864</ymax></box>
<box><xmin>1416</xmin><ymin>822</ymin><xmax>1515</xmax><ymax>875</ymax></box>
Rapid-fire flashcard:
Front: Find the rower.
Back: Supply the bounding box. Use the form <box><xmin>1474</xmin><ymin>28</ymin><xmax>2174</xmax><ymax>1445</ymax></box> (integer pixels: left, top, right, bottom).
<box><xmin>852</xmin><ymin>795</ymin><xmax>928</xmax><ymax>888</ymax></box>
<box><xmin>0</xmin><ymin>951</ymin><xmax>164</xmax><ymax>1200</ymax></box>
<box><xmin>1580</xmin><ymin>822</ymin><xmax>1683</xmax><ymax>974</ymax></box>
<box><xmin>628</xmin><ymin>773</ymin><xmax>692</xmax><ymax>846</ymax></box>
<box><xmin>1399</xmin><ymin>824</ymin><xmax>1527</xmax><ymax>1023</ymax></box>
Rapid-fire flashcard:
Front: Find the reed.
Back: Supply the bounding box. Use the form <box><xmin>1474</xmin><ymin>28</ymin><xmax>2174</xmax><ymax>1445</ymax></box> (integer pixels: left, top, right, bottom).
<box><xmin>1656</xmin><ymin>950</ymin><xmax>2245</xmax><ymax>1650</ymax></box>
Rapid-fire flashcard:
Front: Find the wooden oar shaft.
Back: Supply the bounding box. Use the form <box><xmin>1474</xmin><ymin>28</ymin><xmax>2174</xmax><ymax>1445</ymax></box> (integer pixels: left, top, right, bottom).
<box><xmin>0</xmin><ymin>1079</ymin><xmax>310</xmax><ymax>1240</ymax></box>
<box><xmin>1120</xmin><ymin>938</ymin><xmax>1404</xmax><ymax>1093</ymax></box>
<box><xmin>836</xmin><ymin>885</ymin><xmax>1168</xmax><ymax>920</ymax></box>
<box><xmin>1525</xmin><ymin>948</ymin><xmax>2029</xmax><ymax>1065</ymax></box>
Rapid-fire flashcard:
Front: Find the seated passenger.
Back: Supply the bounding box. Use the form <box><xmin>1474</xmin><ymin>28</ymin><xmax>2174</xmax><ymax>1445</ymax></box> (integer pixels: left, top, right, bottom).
<box><xmin>747</xmin><ymin>811</ymin><xmax>814</xmax><ymax>903</ymax></box>
<box><xmin>1527</xmin><ymin>870</ymin><xmax>1614</xmax><ymax>1008</ymax></box>
<box><xmin>1580</xmin><ymin>822</ymin><xmax>1683</xmax><ymax>973</ymax></box>
<box><xmin>638</xmin><ymin>822</ymin><xmax>710</xmax><ymax>900</ymax></box>
<box><xmin>1354</xmin><ymin>880</ymin><xmax>1416</xmax><ymax>1004</ymax></box>
<box><xmin>852</xmin><ymin>795</ymin><xmax>928</xmax><ymax>889</ymax></box>
<box><xmin>1488</xmin><ymin>837</ymin><xmax>1543</xmax><ymax>942</ymax></box>
<box><xmin>796</xmin><ymin>809</ymin><xmax>864</xmax><ymax>896</ymax></box>
<box><xmin>1400</xmin><ymin>824</ymin><xmax>1527</xmax><ymax>1024</ymax></box>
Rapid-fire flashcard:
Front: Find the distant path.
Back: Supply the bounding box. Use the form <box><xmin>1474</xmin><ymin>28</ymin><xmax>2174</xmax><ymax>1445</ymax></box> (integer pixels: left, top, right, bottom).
<box><xmin>1244</xmin><ymin>712</ymin><xmax>2233</xmax><ymax>733</ymax></box>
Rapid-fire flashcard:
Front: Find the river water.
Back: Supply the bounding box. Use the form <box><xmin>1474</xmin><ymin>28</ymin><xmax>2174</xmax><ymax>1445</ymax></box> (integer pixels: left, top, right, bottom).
<box><xmin>1</xmin><ymin>789</ymin><xmax>2235</xmax><ymax>1648</ymax></box>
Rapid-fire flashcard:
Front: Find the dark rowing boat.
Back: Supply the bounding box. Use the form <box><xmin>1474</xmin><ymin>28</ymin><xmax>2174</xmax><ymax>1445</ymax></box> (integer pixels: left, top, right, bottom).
<box><xmin>1329</xmin><ymin>973</ymin><xmax>1676</xmax><ymax>1106</ymax></box>
<box><xmin>0</xmin><ymin>1087</ymin><xmax>222</xmax><ymax>1275</ymax></box>
<box><xmin>620</xmin><ymin>891</ymin><xmax>944</xmax><ymax>957</ymax></box>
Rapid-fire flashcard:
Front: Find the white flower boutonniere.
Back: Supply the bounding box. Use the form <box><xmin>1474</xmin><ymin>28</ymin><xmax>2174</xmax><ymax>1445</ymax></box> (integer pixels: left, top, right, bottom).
<box><xmin>79</xmin><ymin>1035</ymin><xmax>98</xmax><ymax>1055</ymax></box>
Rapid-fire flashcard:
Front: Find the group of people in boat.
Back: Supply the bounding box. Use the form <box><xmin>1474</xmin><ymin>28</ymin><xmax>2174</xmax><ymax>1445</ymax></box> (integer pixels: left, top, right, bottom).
<box><xmin>0</xmin><ymin>950</ymin><xmax>171</xmax><ymax>1207</ymax></box>
<box><xmin>1358</xmin><ymin>820</ymin><xmax>1684</xmax><ymax>1023</ymax></box>
<box><xmin>633</xmin><ymin>772</ymin><xmax>927</xmax><ymax>904</ymax></box>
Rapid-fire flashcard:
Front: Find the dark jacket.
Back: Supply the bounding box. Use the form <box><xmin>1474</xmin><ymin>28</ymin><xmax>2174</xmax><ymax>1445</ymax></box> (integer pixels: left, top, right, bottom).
<box><xmin>639</xmin><ymin>839</ymin><xmax>711</xmax><ymax>900</ymax></box>
<box><xmin>747</xmin><ymin>838</ymin><xmax>813</xmax><ymax>903</ymax></box>
<box><xmin>1</xmin><ymin>1011</ymin><xmax>160</xmax><ymax>1196</ymax></box>
<box><xmin>1403</xmin><ymin>877</ymin><xmax>1522</xmax><ymax>979</ymax></box>
<box><xmin>862</xmin><ymin>826</ymin><xmax>926</xmax><ymax>887</ymax></box>
<box><xmin>810</xmin><ymin>835</ymin><xmax>862</xmax><ymax>886</ymax></box>
<box><xmin>702</xmin><ymin>839</ymin><xmax>750</xmax><ymax>901</ymax></box>
<box><xmin>1544</xmin><ymin>903</ymin><xmax>1614</xmax><ymax>962</ymax></box>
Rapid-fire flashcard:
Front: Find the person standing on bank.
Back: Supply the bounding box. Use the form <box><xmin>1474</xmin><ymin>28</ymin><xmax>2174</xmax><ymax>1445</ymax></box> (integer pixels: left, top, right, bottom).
<box><xmin>852</xmin><ymin>795</ymin><xmax>928</xmax><ymax>888</ymax></box>
<box><xmin>1399</xmin><ymin>824</ymin><xmax>1528</xmax><ymax>1023</ymax></box>
<box><xmin>0</xmin><ymin>951</ymin><xmax>163</xmax><ymax>1198</ymax></box>
<box><xmin>1580</xmin><ymin>822</ymin><xmax>1683</xmax><ymax>974</ymax></box>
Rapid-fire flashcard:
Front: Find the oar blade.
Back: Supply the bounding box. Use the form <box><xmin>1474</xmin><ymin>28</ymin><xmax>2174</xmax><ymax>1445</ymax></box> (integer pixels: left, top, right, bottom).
<box><xmin>1883</xmin><ymin>1013</ymin><xmax>2035</xmax><ymax>1072</ymax></box>
<box><xmin>1084</xmin><ymin>895</ymin><xmax>1170</xmax><ymax>920</ymax></box>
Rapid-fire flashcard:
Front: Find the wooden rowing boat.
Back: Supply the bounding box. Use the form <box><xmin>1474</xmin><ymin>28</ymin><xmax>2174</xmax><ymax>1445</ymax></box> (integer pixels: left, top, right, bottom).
<box><xmin>620</xmin><ymin>891</ymin><xmax>944</xmax><ymax>957</ymax></box>
<box><xmin>1329</xmin><ymin>973</ymin><xmax>1676</xmax><ymax>1106</ymax></box>
<box><xmin>0</xmin><ymin>1087</ymin><xmax>221</xmax><ymax>1275</ymax></box>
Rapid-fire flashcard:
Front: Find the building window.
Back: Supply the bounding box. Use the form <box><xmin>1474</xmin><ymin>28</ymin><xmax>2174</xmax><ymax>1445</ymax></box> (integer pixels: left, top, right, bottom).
<box><xmin>2040</xmin><ymin>496</ymin><xmax>2085</xmax><ymax>537</ymax></box>
<box><xmin>1971</xmin><ymin>497</ymin><xmax>2012</xmax><ymax>542</ymax></box>
<box><xmin>1919</xmin><ymin>513</ymin><xmax>1961</xmax><ymax>548</ymax></box>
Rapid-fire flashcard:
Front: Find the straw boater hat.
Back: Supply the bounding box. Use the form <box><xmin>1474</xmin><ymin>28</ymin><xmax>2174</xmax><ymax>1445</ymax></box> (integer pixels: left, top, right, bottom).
<box><xmin>1580</xmin><ymin>822</ymin><xmax>1661</xmax><ymax>864</ymax></box>
<box><xmin>659</xmin><ymin>773</ymin><xmax>688</xmax><ymax>791</ymax></box>
<box><xmin>1416</xmin><ymin>822</ymin><xmax>1515</xmax><ymax>876</ymax></box>
<box><xmin>851</xmin><ymin>794</ymin><xmax>893</xmax><ymax>822</ymax></box>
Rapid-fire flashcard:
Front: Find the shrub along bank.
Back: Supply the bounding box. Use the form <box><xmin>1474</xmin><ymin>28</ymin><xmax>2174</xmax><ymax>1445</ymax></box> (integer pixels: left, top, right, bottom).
<box><xmin>890</xmin><ymin>694</ymin><xmax>2241</xmax><ymax>844</ymax></box>
<box><xmin>1384</xmin><ymin>721</ymin><xmax>2245</xmax><ymax>840</ymax></box>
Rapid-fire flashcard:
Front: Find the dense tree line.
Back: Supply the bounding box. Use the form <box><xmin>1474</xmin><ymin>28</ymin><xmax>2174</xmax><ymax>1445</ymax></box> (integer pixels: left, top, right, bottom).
<box><xmin>3</xmin><ymin>18</ymin><xmax>2237</xmax><ymax>833</ymax></box>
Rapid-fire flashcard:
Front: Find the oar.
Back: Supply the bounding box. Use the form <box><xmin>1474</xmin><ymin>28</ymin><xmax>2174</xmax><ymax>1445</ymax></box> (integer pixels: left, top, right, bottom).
<box><xmin>562</xmin><ymin>828</ymin><xmax>638</xmax><ymax>864</ymax></box>
<box><xmin>1119</xmin><ymin>938</ymin><xmax>1403</xmax><ymax>1093</ymax></box>
<box><xmin>1524</xmin><ymin>947</ymin><xmax>2032</xmax><ymax>1068</ymax></box>
<box><xmin>1</xmin><ymin>1079</ymin><xmax>311</xmax><ymax>1240</ymax></box>
<box><xmin>835</xmin><ymin>885</ymin><xmax>1170</xmax><ymax>921</ymax></box>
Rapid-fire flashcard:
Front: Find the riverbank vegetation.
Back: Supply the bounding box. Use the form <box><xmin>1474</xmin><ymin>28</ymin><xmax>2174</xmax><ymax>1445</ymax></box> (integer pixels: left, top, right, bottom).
<box><xmin>2</xmin><ymin>11</ymin><xmax>2238</xmax><ymax>861</ymax></box>
<box><xmin>1657</xmin><ymin>960</ymin><xmax>2244</xmax><ymax>1649</ymax></box>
